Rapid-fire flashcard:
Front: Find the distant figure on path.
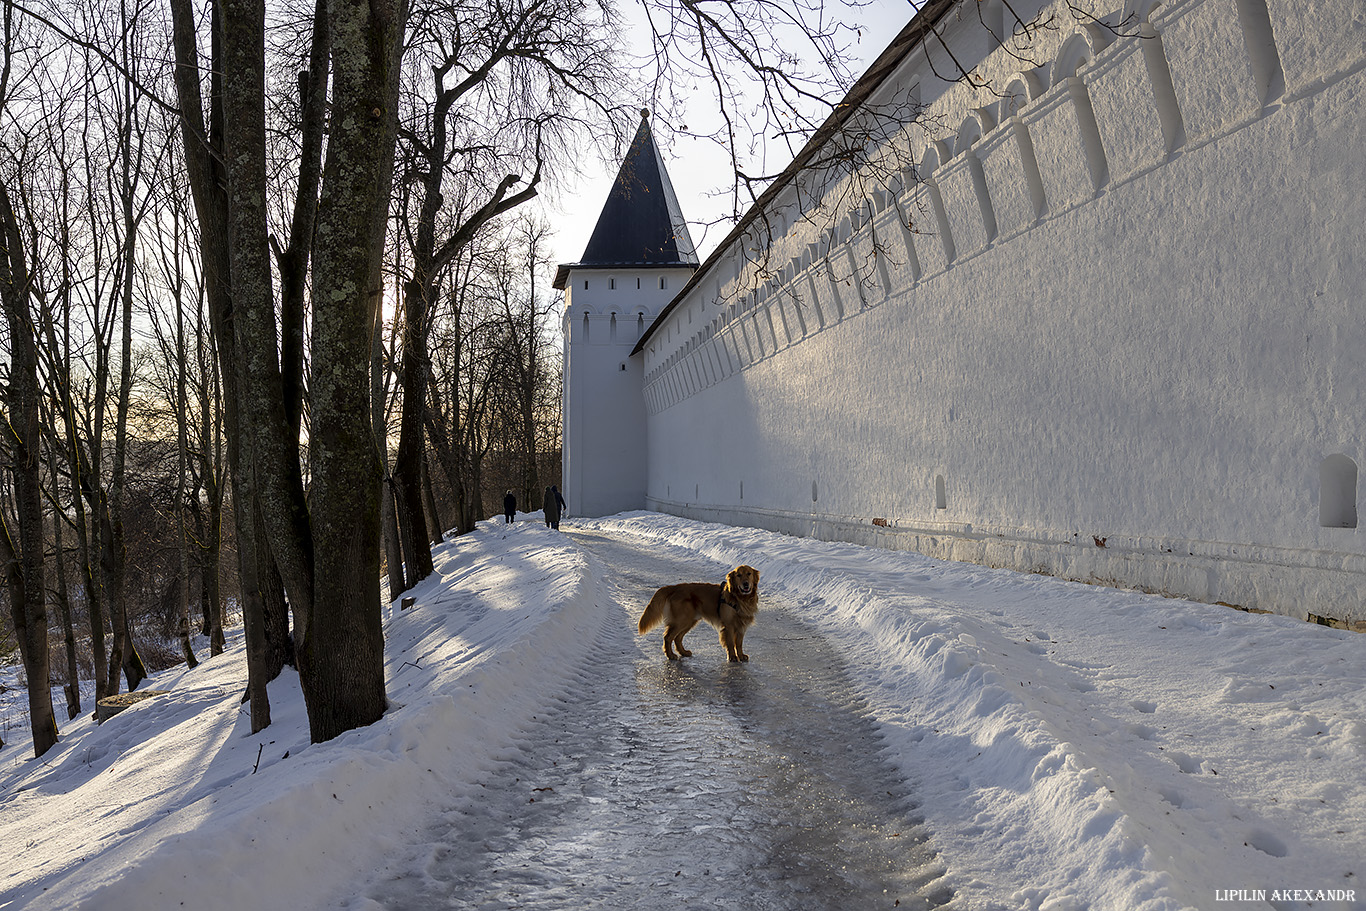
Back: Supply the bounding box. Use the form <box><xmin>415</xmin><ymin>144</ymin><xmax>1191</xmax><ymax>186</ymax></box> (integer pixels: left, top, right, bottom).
<box><xmin>503</xmin><ymin>490</ymin><xmax>516</xmax><ymax>524</ymax></box>
<box><xmin>544</xmin><ymin>485</ymin><xmax>566</xmax><ymax>529</ymax></box>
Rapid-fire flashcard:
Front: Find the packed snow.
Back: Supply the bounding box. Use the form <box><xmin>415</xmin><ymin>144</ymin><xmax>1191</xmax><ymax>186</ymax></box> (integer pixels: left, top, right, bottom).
<box><xmin>0</xmin><ymin>512</ymin><xmax>1362</xmax><ymax>910</ymax></box>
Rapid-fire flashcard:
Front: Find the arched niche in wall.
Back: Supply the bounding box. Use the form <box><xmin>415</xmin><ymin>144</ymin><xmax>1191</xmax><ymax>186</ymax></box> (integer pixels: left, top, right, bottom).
<box><xmin>1121</xmin><ymin>0</ymin><xmax>1163</xmax><ymax>20</ymax></box>
<box><xmin>1047</xmin><ymin>30</ymin><xmax>1112</xmax><ymax>191</ymax></box>
<box><xmin>999</xmin><ymin>71</ymin><xmax>1044</xmax><ymax>124</ymax></box>
<box><xmin>1150</xmin><ymin>0</ymin><xmax>1281</xmax><ymax>143</ymax></box>
<box><xmin>918</xmin><ymin>139</ymin><xmax>951</xmax><ymax>182</ymax></box>
<box><xmin>1052</xmin><ymin>24</ymin><xmax>1112</xmax><ymax>85</ymax></box>
<box><xmin>1136</xmin><ymin>1</ymin><xmax>1186</xmax><ymax>151</ymax></box>
<box><xmin>1320</xmin><ymin>454</ymin><xmax>1359</xmax><ymax>528</ymax></box>
<box><xmin>918</xmin><ymin>141</ymin><xmax>956</xmax><ymax>265</ymax></box>
<box><xmin>954</xmin><ymin>109</ymin><xmax>995</xmax><ymax>152</ymax></box>
<box><xmin>949</xmin><ymin>111</ymin><xmax>1000</xmax><ymax>245</ymax></box>
<box><xmin>978</xmin><ymin>0</ymin><xmax>1009</xmax><ymax>46</ymax></box>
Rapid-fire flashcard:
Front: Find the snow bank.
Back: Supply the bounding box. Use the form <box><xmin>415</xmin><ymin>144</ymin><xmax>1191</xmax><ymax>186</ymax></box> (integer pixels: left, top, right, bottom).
<box><xmin>580</xmin><ymin>513</ymin><xmax>1366</xmax><ymax>911</ymax></box>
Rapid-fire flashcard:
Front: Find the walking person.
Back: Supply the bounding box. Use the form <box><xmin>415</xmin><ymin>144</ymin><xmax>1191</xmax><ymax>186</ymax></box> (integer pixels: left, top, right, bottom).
<box><xmin>544</xmin><ymin>485</ymin><xmax>566</xmax><ymax>530</ymax></box>
<box><xmin>503</xmin><ymin>490</ymin><xmax>516</xmax><ymax>524</ymax></box>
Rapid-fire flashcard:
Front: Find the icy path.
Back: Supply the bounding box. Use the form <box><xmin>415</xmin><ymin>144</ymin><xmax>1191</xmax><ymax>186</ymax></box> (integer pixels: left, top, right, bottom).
<box><xmin>356</xmin><ymin>527</ymin><xmax>953</xmax><ymax>910</ymax></box>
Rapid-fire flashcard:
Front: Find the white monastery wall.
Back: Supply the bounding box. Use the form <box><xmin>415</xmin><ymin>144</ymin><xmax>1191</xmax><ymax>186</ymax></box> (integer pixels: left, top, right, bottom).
<box><xmin>562</xmin><ymin>267</ymin><xmax>695</xmax><ymax>517</ymax></box>
<box><xmin>639</xmin><ymin>0</ymin><xmax>1366</xmax><ymax>624</ymax></box>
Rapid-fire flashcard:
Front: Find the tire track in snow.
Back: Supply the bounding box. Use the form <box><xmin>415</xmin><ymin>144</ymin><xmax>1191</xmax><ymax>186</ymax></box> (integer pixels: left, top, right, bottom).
<box><xmin>356</xmin><ymin>528</ymin><xmax>953</xmax><ymax>909</ymax></box>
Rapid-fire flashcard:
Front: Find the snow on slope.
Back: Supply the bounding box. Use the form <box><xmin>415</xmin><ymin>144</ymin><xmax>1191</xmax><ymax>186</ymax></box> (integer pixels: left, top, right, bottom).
<box><xmin>1</xmin><ymin>512</ymin><xmax>1362</xmax><ymax>911</ymax></box>
<box><xmin>0</xmin><ymin>519</ymin><xmax>603</xmax><ymax>911</ymax></box>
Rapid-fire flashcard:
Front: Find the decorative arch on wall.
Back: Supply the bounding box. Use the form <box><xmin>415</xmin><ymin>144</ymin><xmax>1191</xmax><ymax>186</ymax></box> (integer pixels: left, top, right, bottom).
<box><xmin>1128</xmin><ymin>1</ymin><xmax>1186</xmax><ymax>151</ymax></box>
<box><xmin>955</xmin><ymin>109</ymin><xmax>996</xmax><ymax>154</ymax></box>
<box><xmin>1122</xmin><ymin>0</ymin><xmax>1164</xmax><ymax>22</ymax></box>
<box><xmin>1049</xmin><ymin>31</ymin><xmax>1112</xmax><ymax>191</ymax></box>
<box><xmin>918</xmin><ymin>139</ymin><xmax>951</xmax><ymax>180</ymax></box>
<box><xmin>978</xmin><ymin>0</ymin><xmax>1008</xmax><ymax>45</ymax></box>
<box><xmin>1320</xmin><ymin>454</ymin><xmax>1359</xmax><ymax>528</ymax></box>
<box><xmin>1000</xmin><ymin>71</ymin><xmax>1044</xmax><ymax>122</ymax></box>
<box><xmin>1052</xmin><ymin>29</ymin><xmax>1104</xmax><ymax>84</ymax></box>
<box><xmin>920</xmin><ymin>142</ymin><xmax>957</xmax><ymax>263</ymax></box>
<box><xmin>951</xmin><ymin>112</ymin><xmax>1001</xmax><ymax>243</ymax></box>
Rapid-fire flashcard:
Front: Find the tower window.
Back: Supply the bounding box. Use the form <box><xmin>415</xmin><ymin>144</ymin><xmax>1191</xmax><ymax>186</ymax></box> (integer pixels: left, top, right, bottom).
<box><xmin>935</xmin><ymin>475</ymin><xmax>947</xmax><ymax>510</ymax></box>
<box><xmin>637</xmin><ymin>277</ymin><xmax>641</xmax><ymax>289</ymax></box>
<box><xmin>660</xmin><ymin>277</ymin><xmax>668</xmax><ymax>290</ymax></box>
<box><xmin>583</xmin><ymin>280</ymin><xmax>588</xmax><ymax>290</ymax></box>
<box><xmin>609</xmin><ymin>277</ymin><xmax>616</xmax><ymax>290</ymax></box>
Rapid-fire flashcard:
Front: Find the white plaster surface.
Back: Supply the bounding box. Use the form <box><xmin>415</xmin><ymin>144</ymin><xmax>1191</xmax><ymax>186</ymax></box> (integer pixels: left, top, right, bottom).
<box><xmin>635</xmin><ymin>0</ymin><xmax>1365</xmax><ymax>622</ymax></box>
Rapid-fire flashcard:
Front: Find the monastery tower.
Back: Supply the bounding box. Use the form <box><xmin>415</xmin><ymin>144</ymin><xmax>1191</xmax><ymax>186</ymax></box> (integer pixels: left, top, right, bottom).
<box><xmin>554</xmin><ymin>111</ymin><xmax>698</xmax><ymax>518</ymax></box>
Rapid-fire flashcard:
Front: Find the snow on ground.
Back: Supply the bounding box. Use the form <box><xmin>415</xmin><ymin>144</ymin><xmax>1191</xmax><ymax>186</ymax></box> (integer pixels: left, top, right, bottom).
<box><xmin>0</xmin><ymin>512</ymin><xmax>1362</xmax><ymax>911</ymax></box>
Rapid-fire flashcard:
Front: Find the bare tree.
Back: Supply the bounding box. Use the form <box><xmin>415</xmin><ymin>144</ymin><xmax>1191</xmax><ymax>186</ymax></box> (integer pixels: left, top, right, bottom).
<box><xmin>172</xmin><ymin>0</ymin><xmax>405</xmax><ymax>740</ymax></box>
<box><xmin>387</xmin><ymin>0</ymin><xmax>623</xmax><ymax>588</ymax></box>
<box><xmin>0</xmin><ymin>149</ymin><xmax>60</xmax><ymax>758</ymax></box>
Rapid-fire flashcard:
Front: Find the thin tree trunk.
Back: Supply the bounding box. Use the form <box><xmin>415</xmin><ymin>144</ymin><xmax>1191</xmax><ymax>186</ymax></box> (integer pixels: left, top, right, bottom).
<box><xmin>107</xmin><ymin>1</ymin><xmax>148</xmax><ymax>693</ymax></box>
<box><xmin>0</xmin><ymin>178</ymin><xmax>59</xmax><ymax>757</ymax></box>
<box><xmin>48</xmin><ymin>447</ymin><xmax>81</xmax><ymax>720</ymax></box>
<box><xmin>175</xmin><ymin>274</ymin><xmax>198</xmax><ymax>670</ymax></box>
<box><xmin>382</xmin><ymin>475</ymin><xmax>406</xmax><ymax>597</ymax></box>
<box><xmin>372</xmin><ymin>284</ymin><xmax>406</xmax><ymax>598</ymax></box>
<box><xmin>421</xmin><ymin>456</ymin><xmax>443</xmax><ymax>543</ymax></box>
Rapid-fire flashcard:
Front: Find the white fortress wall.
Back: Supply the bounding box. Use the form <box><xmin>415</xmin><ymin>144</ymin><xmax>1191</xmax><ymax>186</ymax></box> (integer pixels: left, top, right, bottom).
<box><xmin>639</xmin><ymin>0</ymin><xmax>1366</xmax><ymax>623</ymax></box>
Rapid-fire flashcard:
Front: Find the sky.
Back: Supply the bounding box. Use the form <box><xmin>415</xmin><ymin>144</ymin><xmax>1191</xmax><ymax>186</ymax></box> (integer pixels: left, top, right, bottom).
<box><xmin>537</xmin><ymin>1</ymin><xmax>919</xmax><ymax>272</ymax></box>
<box><xmin>1</xmin><ymin>510</ymin><xmax>1362</xmax><ymax>910</ymax></box>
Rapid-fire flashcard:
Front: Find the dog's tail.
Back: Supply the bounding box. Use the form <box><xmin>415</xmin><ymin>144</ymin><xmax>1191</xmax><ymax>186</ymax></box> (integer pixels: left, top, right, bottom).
<box><xmin>638</xmin><ymin>588</ymin><xmax>668</xmax><ymax>634</ymax></box>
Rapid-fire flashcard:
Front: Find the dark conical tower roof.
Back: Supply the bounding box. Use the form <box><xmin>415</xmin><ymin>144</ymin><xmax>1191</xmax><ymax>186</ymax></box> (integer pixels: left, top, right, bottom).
<box><xmin>554</xmin><ymin>111</ymin><xmax>698</xmax><ymax>288</ymax></box>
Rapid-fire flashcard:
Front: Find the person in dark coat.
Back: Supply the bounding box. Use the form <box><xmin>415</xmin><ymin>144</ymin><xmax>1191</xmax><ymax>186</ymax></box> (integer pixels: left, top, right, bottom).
<box><xmin>503</xmin><ymin>490</ymin><xmax>516</xmax><ymax>524</ymax></box>
<box><xmin>543</xmin><ymin>485</ymin><xmax>566</xmax><ymax>530</ymax></box>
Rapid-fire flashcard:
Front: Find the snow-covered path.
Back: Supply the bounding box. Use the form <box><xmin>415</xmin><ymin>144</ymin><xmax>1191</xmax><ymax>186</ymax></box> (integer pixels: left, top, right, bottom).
<box><xmin>3</xmin><ymin>513</ymin><xmax>1362</xmax><ymax>911</ymax></box>
<box><xmin>355</xmin><ymin>527</ymin><xmax>952</xmax><ymax>910</ymax></box>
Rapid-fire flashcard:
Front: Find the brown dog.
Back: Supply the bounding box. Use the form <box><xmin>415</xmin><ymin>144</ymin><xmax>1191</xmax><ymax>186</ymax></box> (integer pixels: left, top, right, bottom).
<box><xmin>638</xmin><ymin>565</ymin><xmax>760</xmax><ymax>661</ymax></box>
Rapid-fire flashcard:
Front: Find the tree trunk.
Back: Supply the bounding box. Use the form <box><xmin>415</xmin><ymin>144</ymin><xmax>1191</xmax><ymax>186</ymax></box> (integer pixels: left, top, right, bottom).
<box><xmin>294</xmin><ymin>0</ymin><xmax>404</xmax><ymax>742</ymax></box>
<box><xmin>382</xmin><ymin>474</ymin><xmax>406</xmax><ymax>597</ymax></box>
<box><xmin>201</xmin><ymin>469</ymin><xmax>226</xmax><ymax>656</ymax></box>
<box><xmin>71</xmin><ymin>478</ymin><xmax>108</xmax><ymax>705</ymax></box>
<box><xmin>392</xmin><ymin>279</ymin><xmax>436</xmax><ymax>586</ymax></box>
<box><xmin>0</xmin><ymin>178</ymin><xmax>59</xmax><ymax>757</ymax></box>
<box><xmin>421</xmin><ymin>456</ymin><xmax>444</xmax><ymax>543</ymax></box>
<box><xmin>108</xmin><ymin>18</ymin><xmax>148</xmax><ymax>694</ymax></box>
<box><xmin>49</xmin><ymin>462</ymin><xmax>82</xmax><ymax>720</ymax></box>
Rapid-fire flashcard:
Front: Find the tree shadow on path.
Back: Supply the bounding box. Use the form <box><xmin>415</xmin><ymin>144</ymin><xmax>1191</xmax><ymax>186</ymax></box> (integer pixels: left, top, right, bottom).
<box><xmin>357</xmin><ymin>528</ymin><xmax>956</xmax><ymax>910</ymax></box>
